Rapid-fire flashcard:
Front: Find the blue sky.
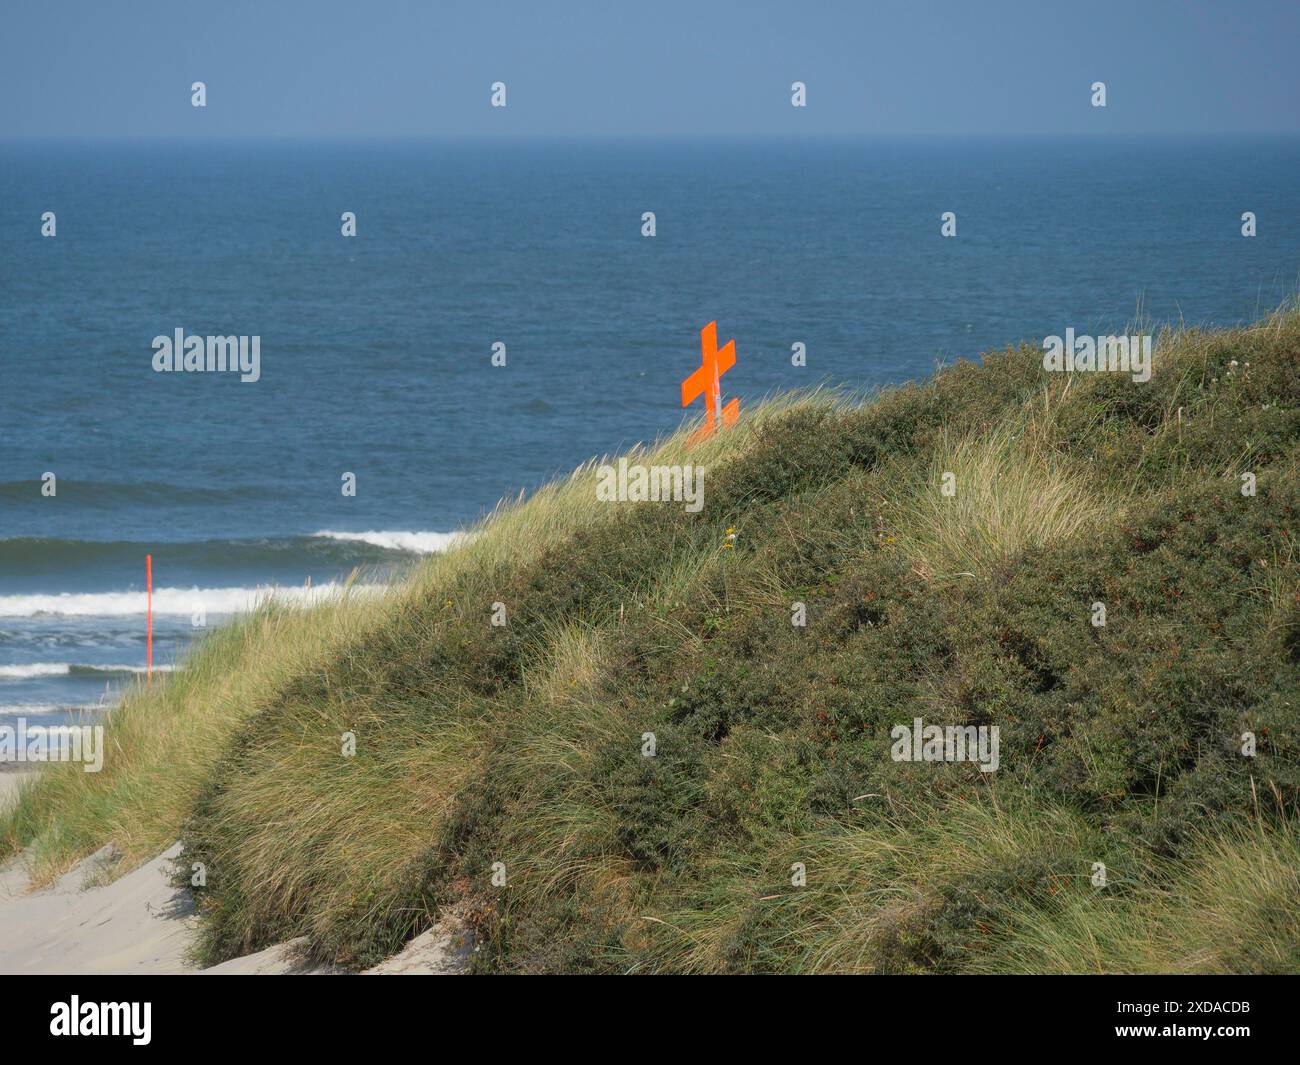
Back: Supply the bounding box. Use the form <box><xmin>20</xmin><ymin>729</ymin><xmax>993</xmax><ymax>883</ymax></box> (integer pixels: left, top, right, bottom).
<box><xmin>2</xmin><ymin>0</ymin><xmax>1298</xmax><ymax>138</ymax></box>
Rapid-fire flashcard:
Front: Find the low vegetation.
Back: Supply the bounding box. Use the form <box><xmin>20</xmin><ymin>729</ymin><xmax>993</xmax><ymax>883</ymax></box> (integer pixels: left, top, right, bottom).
<box><xmin>4</xmin><ymin>308</ymin><xmax>1298</xmax><ymax>973</ymax></box>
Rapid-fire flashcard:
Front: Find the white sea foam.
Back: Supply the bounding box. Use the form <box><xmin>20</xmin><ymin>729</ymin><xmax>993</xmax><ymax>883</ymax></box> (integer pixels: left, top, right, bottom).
<box><xmin>312</xmin><ymin>529</ymin><xmax>466</xmax><ymax>554</ymax></box>
<box><xmin>0</xmin><ymin>663</ymin><xmax>68</xmax><ymax>679</ymax></box>
<box><xmin>0</xmin><ymin>703</ymin><xmax>96</xmax><ymax>716</ymax></box>
<box><xmin>0</xmin><ymin>663</ymin><xmax>176</xmax><ymax>679</ymax></box>
<box><xmin>0</xmin><ymin>583</ymin><xmax>383</xmax><ymax>618</ymax></box>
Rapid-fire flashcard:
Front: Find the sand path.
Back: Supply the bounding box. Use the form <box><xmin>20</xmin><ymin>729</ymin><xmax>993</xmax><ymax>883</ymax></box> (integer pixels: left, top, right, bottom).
<box><xmin>0</xmin><ymin>770</ymin><xmax>470</xmax><ymax>975</ymax></box>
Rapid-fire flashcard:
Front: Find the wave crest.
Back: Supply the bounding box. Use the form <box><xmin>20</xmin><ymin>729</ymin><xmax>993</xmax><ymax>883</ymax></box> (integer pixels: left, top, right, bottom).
<box><xmin>0</xmin><ymin>663</ymin><xmax>177</xmax><ymax>680</ymax></box>
<box><xmin>0</xmin><ymin>583</ymin><xmax>383</xmax><ymax>618</ymax></box>
<box><xmin>310</xmin><ymin>530</ymin><xmax>466</xmax><ymax>554</ymax></box>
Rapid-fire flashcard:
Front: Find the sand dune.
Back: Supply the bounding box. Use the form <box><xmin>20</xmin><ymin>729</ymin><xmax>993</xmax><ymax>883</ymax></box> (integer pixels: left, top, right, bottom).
<box><xmin>0</xmin><ymin>806</ymin><xmax>470</xmax><ymax>975</ymax></box>
<box><xmin>0</xmin><ymin>842</ymin><xmax>197</xmax><ymax>974</ymax></box>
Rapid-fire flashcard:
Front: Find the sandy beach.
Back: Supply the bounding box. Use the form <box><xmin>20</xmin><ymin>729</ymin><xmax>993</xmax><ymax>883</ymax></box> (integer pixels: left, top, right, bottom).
<box><xmin>0</xmin><ymin>786</ymin><xmax>471</xmax><ymax>975</ymax></box>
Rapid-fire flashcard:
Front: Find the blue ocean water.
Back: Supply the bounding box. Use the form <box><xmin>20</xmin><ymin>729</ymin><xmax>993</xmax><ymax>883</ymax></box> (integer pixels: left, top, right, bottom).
<box><xmin>1</xmin><ymin>136</ymin><xmax>1298</xmax><ymax>725</ymax></box>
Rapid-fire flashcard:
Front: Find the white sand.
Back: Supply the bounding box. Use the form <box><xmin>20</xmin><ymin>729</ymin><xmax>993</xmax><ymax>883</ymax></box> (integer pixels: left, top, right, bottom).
<box><xmin>0</xmin><ymin>809</ymin><xmax>471</xmax><ymax>974</ymax></box>
<box><xmin>0</xmin><ymin>842</ymin><xmax>198</xmax><ymax>973</ymax></box>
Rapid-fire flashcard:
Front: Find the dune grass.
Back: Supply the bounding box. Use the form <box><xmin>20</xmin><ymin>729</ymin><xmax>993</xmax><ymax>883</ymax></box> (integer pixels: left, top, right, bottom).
<box><xmin>0</xmin><ymin>390</ymin><xmax>820</xmax><ymax>883</ymax></box>
<box><xmin>973</xmin><ymin>798</ymin><xmax>1300</xmax><ymax>975</ymax></box>
<box><xmin>0</xmin><ymin>592</ymin><xmax>389</xmax><ymax>879</ymax></box>
<box><xmin>4</xmin><ymin>308</ymin><xmax>1298</xmax><ymax>973</ymax></box>
<box><xmin>884</xmin><ymin>416</ymin><xmax>1121</xmax><ymax>581</ymax></box>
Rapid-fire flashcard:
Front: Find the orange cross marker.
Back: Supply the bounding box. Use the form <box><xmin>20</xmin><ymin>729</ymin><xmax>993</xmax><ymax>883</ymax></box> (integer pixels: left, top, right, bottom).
<box><xmin>682</xmin><ymin>321</ymin><xmax>739</xmax><ymax>443</ymax></box>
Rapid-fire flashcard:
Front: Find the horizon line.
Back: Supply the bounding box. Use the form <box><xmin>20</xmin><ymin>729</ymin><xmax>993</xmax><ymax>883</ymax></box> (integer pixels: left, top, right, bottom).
<box><xmin>4</xmin><ymin>130</ymin><xmax>1300</xmax><ymax>143</ymax></box>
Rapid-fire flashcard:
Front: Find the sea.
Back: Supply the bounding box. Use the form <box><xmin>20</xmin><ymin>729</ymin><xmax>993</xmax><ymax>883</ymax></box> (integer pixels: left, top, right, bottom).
<box><xmin>2</xmin><ymin>136</ymin><xmax>1298</xmax><ymax>731</ymax></box>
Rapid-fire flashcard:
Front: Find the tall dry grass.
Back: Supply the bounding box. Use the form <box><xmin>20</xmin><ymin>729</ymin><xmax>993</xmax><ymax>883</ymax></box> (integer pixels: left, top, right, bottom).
<box><xmin>885</xmin><ymin>416</ymin><xmax>1120</xmax><ymax>580</ymax></box>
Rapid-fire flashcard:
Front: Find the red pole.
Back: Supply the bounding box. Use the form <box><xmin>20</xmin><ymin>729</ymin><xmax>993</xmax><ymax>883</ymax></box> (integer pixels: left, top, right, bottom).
<box><xmin>146</xmin><ymin>554</ymin><xmax>153</xmax><ymax>681</ymax></box>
